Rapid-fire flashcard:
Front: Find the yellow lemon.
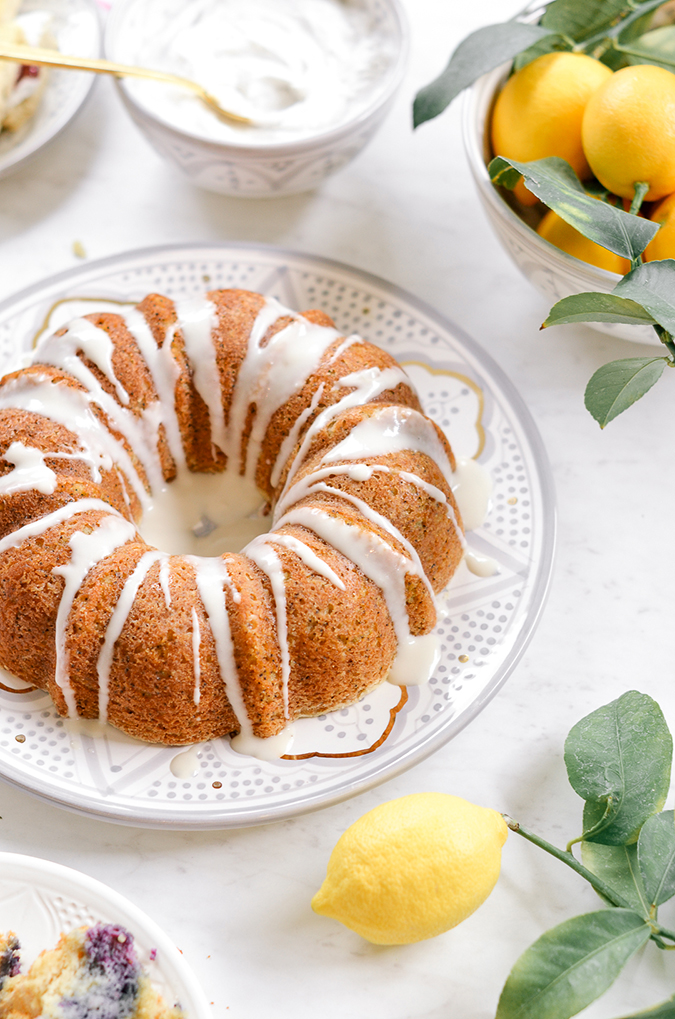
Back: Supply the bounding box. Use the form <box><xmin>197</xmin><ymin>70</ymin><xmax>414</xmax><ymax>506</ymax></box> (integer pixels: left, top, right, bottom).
<box><xmin>311</xmin><ymin>792</ymin><xmax>508</xmax><ymax>945</ymax></box>
<box><xmin>537</xmin><ymin>208</ymin><xmax>631</xmax><ymax>273</ymax></box>
<box><xmin>582</xmin><ymin>64</ymin><xmax>675</xmax><ymax>201</ymax></box>
<box><xmin>644</xmin><ymin>190</ymin><xmax>675</xmax><ymax>260</ymax></box>
<box><xmin>491</xmin><ymin>52</ymin><xmax>613</xmax><ymax>206</ymax></box>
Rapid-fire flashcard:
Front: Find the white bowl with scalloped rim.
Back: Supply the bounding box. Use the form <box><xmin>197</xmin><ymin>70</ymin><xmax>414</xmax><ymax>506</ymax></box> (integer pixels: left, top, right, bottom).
<box><xmin>104</xmin><ymin>0</ymin><xmax>409</xmax><ymax>198</ymax></box>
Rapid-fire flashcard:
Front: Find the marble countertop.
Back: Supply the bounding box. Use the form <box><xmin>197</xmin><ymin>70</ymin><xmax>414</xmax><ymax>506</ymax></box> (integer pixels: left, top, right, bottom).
<box><xmin>1</xmin><ymin>1</ymin><xmax>674</xmax><ymax>1016</ymax></box>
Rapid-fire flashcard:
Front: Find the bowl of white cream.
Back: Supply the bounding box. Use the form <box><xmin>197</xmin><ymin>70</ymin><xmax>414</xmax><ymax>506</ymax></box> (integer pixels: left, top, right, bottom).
<box><xmin>105</xmin><ymin>0</ymin><xmax>408</xmax><ymax>197</ymax></box>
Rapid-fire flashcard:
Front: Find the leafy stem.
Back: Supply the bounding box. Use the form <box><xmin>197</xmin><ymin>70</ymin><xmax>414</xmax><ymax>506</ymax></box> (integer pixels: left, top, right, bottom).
<box><xmin>629</xmin><ymin>181</ymin><xmax>650</xmax><ymax>217</ymax></box>
<box><xmin>654</xmin><ymin>323</ymin><xmax>675</xmax><ymax>358</ymax></box>
<box><xmin>503</xmin><ymin>816</ymin><xmax>632</xmax><ymax>909</ymax></box>
<box><xmin>504</xmin><ymin>815</ymin><xmax>675</xmax><ymax>948</ymax></box>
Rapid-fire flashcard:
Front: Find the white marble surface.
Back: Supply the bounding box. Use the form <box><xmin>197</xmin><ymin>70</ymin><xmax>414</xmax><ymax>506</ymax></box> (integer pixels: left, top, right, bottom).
<box><xmin>1</xmin><ymin>1</ymin><xmax>675</xmax><ymax>1016</ymax></box>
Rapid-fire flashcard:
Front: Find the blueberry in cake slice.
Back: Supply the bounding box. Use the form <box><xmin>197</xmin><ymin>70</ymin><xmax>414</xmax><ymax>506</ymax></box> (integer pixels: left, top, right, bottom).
<box><xmin>0</xmin><ymin>924</ymin><xmax>184</xmax><ymax>1018</ymax></box>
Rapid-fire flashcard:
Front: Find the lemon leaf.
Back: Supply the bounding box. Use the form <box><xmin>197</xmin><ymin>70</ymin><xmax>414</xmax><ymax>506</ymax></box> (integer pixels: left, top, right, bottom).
<box><xmin>412</xmin><ymin>22</ymin><xmax>556</xmax><ymax>127</ymax></box>
<box><xmin>488</xmin><ymin>155</ymin><xmax>659</xmax><ymax>260</ymax></box>
<box><xmin>542</xmin><ymin>293</ymin><xmax>656</xmax><ymax>328</ymax></box>
<box><xmin>638</xmin><ymin>811</ymin><xmax>675</xmax><ymax>907</ymax></box>
<box><xmin>614</xmin><ymin>260</ymin><xmax>675</xmax><ymax>335</ymax></box>
<box><xmin>496</xmin><ymin>910</ymin><xmax>651</xmax><ymax>1019</ymax></box>
<box><xmin>580</xmin><ymin>842</ymin><xmax>650</xmax><ymax>915</ymax></box>
<box><xmin>584</xmin><ymin>357</ymin><xmax>667</xmax><ymax>426</ymax></box>
<box><xmin>542</xmin><ymin>0</ymin><xmax>633</xmax><ymax>42</ymax></box>
<box><xmin>621</xmin><ymin>25</ymin><xmax>675</xmax><ymax>71</ymax></box>
<box><xmin>617</xmin><ymin>994</ymin><xmax>675</xmax><ymax>1018</ymax></box>
<box><xmin>564</xmin><ymin>691</ymin><xmax>672</xmax><ymax>844</ymax></box>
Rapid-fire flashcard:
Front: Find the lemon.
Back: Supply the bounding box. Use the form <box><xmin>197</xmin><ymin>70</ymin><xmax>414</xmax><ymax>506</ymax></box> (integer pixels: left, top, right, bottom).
<box><xmin>582</xmin><ymin>64</ymin><xmax>675</xmax><ymax>201</ymax></box>
<box><xmin>644</xmin><ymin>190</ymin><xmax>675</xmax><ymax>260</ymax></box>
<box><xmin>311</xmin><ymin>792</ymin><xmax>508</xmax><ymax>945</ymax></box>
<box><xmin>491</xmin><ymin>52</ymin><xmax>613</xmax><ymax>206</ymax></box>
<box><xmin>537</xmin><ymin>208</ymin><xmax>631</xmax><ymax>273</ymax></box>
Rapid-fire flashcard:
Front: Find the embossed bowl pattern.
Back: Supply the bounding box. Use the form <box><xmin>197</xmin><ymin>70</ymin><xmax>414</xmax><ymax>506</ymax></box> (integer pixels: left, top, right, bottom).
<box><xmin>103</xmin><ymin>0</ymin><xmax>409</xmax><ymax>197</ymax></box>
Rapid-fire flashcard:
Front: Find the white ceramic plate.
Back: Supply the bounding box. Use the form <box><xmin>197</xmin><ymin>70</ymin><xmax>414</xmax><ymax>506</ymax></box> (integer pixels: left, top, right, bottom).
<box><xmin>0</xmin><ymin>242</ymin><xmax>556</xmax><ymax>828</ymax></box>
<box><xmin>0</xmin><ymin>852</ymin><xmax>210</xmax><ymax>1017</ymax></box>
<box><xmin>0</xmin><ymin>0</ymin><xmax>100</xmax><ymax>180</ymax></box>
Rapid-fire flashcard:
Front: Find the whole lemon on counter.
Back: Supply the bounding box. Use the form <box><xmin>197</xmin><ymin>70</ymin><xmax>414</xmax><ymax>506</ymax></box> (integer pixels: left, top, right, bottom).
<box><xmin>491</xmin><ymin>52</ymin><xmax>613</xmax><ymax>206</ymax></box>
<box><xmin>537</xmin><ymin>208</ymin><xmax>631</xmax><ymax>273</ymax></box>
<box><xmin>582</xmin><ymin>64</ymin><xmax>675</xmax><ymax>201</ymax></box>
<box><xmin>644</xmin><ymin>191</ymin><xmax>675</xmax><ymax>260</ymax></box>
<box><xmin>311</xmin><ymin>792</ymin><xmax>508</xmax><ymax>945</ymax></box>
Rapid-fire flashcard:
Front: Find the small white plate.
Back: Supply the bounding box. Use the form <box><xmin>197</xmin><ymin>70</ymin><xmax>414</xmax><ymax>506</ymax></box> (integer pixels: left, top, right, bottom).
<box><xmin>0</xmin><ymin>851</ymin><xmax>211</xmax><ymax>1018</ymax></box>
<box><xmin>0</xmin><ymin>242</ymin><xmax>556</xmax><ymax>828</ymax></box>
<box><xmin>0</xmin><ymin>0</ymin><xmax>100</xmax><ymax>180</ymax></box>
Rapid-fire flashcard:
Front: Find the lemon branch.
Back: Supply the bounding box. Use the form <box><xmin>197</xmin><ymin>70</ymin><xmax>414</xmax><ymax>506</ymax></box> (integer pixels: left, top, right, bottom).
<box><xmin>503</xmin><ymin>815</ymin><xmax>675</xmax><ymax>948</ymax></box>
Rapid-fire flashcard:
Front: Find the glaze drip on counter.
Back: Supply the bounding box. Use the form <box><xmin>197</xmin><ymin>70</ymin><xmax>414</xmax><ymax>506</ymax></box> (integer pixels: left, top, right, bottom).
<box><xmin>0</xmin><ymin>289</ymin><xmax>485</xmax><ymax>758</ymax></box>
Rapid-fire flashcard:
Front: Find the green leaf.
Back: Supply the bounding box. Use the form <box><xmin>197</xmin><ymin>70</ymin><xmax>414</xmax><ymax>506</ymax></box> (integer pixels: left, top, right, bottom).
<box><xmin>584</xmin><ymin>357</ymin><xmax>668</xmax><ymax>427</ymax></box>
<box><xmin>412</xmin><ymin>22</ymin><xmax>555</xmax><ymax>127</ymax></box>
<box><xmin>614</xmin><ymin>261</ymin><xmax>675</xmax><ymax>335</ymax></box>
<box><xmin>541</xmin><ymin>0</ymin><xmax>632</xmax><ymax>42</ymax></box>
<box><xmin>638</xmin><ymin>810</ymin><xmax>675</xmax><ymax>907</ymax></box>
<box><xmin>580</xmin><ymin>842</ymin><xmax>650</xmax><ymax>914</ymax></box>
<box><xmin>496</xmin><ymin>909</ymin><xmax>651</xmax><ymax>1019</ymax></box>
<box><xmin>564</xmin><ymin>690</ymin><xmax>673</xmax><ymax>844</ymax></box>
<box><xmin>488</xmin><ymin>156</ymin><xmax>659</xmax><ymax>260</ymax></box>
<box><xmin>622</xmin><ymin>25</ymin><xmax>675</xmax><ymax>71</ymax></box>
<box><xmin>513</xmin><ymin>35</ymin><xmax>573</xmax><ymax>71</ymax></box>
<box><xmin>543</xmin><ymin>293</ymin><xmax>657</xmax><ymax>328</ymax></box>
<box><xmin>617</xmin><ymin>995</ymin><xmax>675</xmax><ymax>1018</ymax></box>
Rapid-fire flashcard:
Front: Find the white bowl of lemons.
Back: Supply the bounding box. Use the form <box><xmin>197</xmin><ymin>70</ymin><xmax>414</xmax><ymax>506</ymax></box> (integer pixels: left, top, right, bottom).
<box><xmin>462</xmin><ymin>50</ymin><xmax>672</xmax><ymax>345</ymax></box>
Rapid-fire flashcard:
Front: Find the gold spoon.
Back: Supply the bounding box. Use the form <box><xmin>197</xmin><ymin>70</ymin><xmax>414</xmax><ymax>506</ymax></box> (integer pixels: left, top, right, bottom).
<box><xmin>0</xmin><ymin>41</ymin><xmax>253</xmax><ymax>127</ymax></box>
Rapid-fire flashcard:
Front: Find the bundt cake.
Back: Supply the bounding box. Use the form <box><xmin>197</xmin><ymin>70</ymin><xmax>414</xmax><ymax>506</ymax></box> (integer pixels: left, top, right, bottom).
<box><xmin>0</xmin><ymin>925</ymin><xmax>184</xmax><ymax>1017</ymax></box>
<box><xmin>0</xmin><ymin>288</ymin><xmax>466</xmax><ymax>756</ymax></box>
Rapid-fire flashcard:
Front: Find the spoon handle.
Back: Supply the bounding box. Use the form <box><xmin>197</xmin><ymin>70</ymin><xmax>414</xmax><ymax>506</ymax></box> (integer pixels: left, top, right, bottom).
<box><xmin>0</xmin><ymin>41</ymin><xmax>251</xmax><ymax>126</ymax></box>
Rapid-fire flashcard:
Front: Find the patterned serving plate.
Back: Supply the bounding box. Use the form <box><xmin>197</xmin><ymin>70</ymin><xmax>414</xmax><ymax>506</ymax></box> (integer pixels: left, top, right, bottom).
<box><xmin>0</xmin><ymin>0</ymin><xmax>100</xmax><ymax>180</ymax></box>
<box><xmin>0</xmin><ymin>242</ymin><xmax>555</xmax><ymax>828</ymax></box>
<box><xmin>0</xmin><ymin>852</ymin><xmax>210</xmax><ymax>1017</ymax></box>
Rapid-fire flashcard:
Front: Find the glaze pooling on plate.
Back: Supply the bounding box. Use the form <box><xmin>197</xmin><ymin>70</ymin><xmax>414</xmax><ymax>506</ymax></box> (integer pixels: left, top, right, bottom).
<box><xmin>0</xmin><ymin>244</ymin><xmax>555</xmax><ymax>828</ymax></box>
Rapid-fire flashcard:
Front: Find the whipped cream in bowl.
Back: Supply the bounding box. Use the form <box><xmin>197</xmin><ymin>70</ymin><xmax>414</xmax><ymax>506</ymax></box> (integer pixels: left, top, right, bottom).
<box><xmin>105</xmin><ymin>0</ymin><xmax>408</xmax><ymax>195</ymax></box>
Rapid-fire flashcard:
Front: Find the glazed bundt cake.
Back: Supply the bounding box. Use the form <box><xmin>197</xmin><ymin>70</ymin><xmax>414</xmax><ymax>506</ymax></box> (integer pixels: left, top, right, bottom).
<box><xmin>0</xmin><ymin>925</ymin><xmax>183</xmax><ymax>1017</ymax></box>
<box><xmin>0</xmin><ymin>289</ymin><xmax>466</xmax><ymax>754</ymax></box>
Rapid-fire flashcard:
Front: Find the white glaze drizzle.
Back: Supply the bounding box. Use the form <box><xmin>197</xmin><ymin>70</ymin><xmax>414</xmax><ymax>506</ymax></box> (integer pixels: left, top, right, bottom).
<box><xmin>256</xmin><ymin>531</ymin><xmax>345</xmax><ymax>590</ymax></box>
<box><xmin>226</xmin><ymin>297</ymin><xmax>341</xmax><ymax>478</ymax></box>
<box><xmin>173</xmin><ymin>297</ymin><xmax>225</xmax><ymax>455</ymax></box>
<box><xmin>37</xmin><ymin>317</ymin><xmax>130</xmax><ymax>406</ymax></box>
<box><xmin>52</xmin><ymin>514</ymin><xmax>137</xmax><ymax>716</ymax></box>
<box><xmin>191</xmin><ymin>606</ymin><xmax>201</xmax><ymax>706</ymax></box>
<box><xmin>244</xmin><ymin>538</ymin><xmax>291</xmax><ymax>719</ymax></box>
<box><xmin>269</xmin><ymin>381</ymin><xmax>325</xmax><ymax>489</ymax></box>
<box><xmin>0</xmin><ymin>498</ymin><xmax>129</xmax><ymax>555</ymax></box>
<box><xmin>0</xmin><ymin>373</ymin><xmax>146</xmax><ymax>505</ymax></box>
<box><xmin>97</xmin><ymin>549</ymin><xmax>164</xmax><ymax>721</ymax></box>
<box><xmin>34</xmin><ymin>322</ymin><xmax>166</xmax><ymax>496</ymax></box>
<box><xmin>0</xmin><ymin>442</ymin><xmax>57</xmax><ymax>495</ymax></box>
<box><xmin>452</xmin><ymin>457</ymin><xmax>492</xmax><ymax>531</ymax></box>
<box><xmin>186</xmin><ymin>555</ymin><xmax>250</xmax><ymax>736</ymax></box>
<box><xmin>121</xmin><ymin>306</ymin><xmax>185</xmax><ymax>472</ymax></box>
<box><xmin>275</xmin><ymin>504</ymin><xmax>413</xmax><ymax>646</ymax></box>
<box><xmin>279</xmin><ymin>365</ymin><xmax>412</xmax><ymax>496</ymax></box>
<box><xmin>159</xmin><ymin>556</ymin><xmax>172</xmax><ymax>607</ymax></box>
<box><xmin>302</xmin><ymin>480</ymin><xmax>435</xmax><ymax>603</ymax></box>
<box><xmin>325</xmin><ymin>334</ymin><xmax>360</xmax><ymax>366</ymax></box>
<box><xmin>321</xmin><ymin>404</ymin><xmax>455</xmax><ymax>488</ymax></box>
